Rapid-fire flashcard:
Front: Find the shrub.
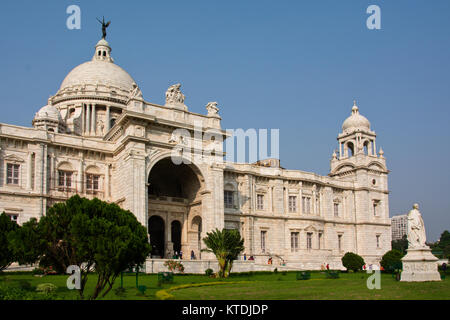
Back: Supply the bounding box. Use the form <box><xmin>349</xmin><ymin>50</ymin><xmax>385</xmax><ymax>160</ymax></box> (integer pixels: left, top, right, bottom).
<box><xmin>205</xmin><ymin>268</ymin><xmax>214</xmax><ymax>276</ymax></box>
<box><xmin>341</xmin><ymin>252</ymin><xmax>365</xmax><ymax>272</ymax></box>
<box><xmin>164</xmin><ymin>260</ymin><xmax>184</xmax><ymax>273</ymax></box>
<box><xmin>18</xmin><ymin>280</ymin><xmax>32</xmax><ymax>291</ymax></box>
<box><xmin>114</xmin><ymin>287</ymin><xmax>126</xmax><ymax>297</ymax></box>
<box><xmin>380</xmin><ymin>249</ymin><xmax>404</xmax><ymax>272</ymax></box>
<box><xmin>0</xmin><ymin>285</ymin><xmax>35</xmax><ymax>300</ymax></box>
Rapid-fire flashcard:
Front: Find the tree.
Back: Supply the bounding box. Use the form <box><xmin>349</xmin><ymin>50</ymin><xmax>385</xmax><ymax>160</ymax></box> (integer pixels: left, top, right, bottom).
<box><xmin>437</xmin><ymin>230</ymin><xmax>450</xmax><ymax>258</ymax></box>
<box><xmin>341</xmin><ymin>252</ymin><xmax>365</xmax><ymax>272</ymax></box>
<box><xmin>38</xmin><ymin>195</ymin><xmax>151</xmax><ymax>299</ymax></box>
<box><xmin>391</xmin><ymin>235</ymin><xmax>408</xmax><ymax>254</ymax></box>
<box><xmin>7</xmin><ymin>218</ymin><xmax>42</xmax><ymax>266</ymax></box>
<box><xmin>0</xmin><ymin>212</ymin><xmax>18</xmax><ymax>271</ymax></box>
<box><xmin>202</xmin><ymin>228</ymin><xmax>244</xmax><ymax>278</ymax></box>
<box><xmin>380</xmin><ymin>249</ymin><xmax>404</xmax><ymax>272</ymax></box>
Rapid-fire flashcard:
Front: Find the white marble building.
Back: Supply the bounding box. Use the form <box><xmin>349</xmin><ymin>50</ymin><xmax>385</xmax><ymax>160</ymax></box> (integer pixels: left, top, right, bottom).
<box><xmin>0</xmin><ymin>37</ymin><xmax>391</xmax><ymax>270</ymax></box>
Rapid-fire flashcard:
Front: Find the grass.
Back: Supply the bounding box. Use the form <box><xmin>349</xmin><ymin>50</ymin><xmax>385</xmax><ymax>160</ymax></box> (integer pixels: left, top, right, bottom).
<box><xmin>0</xmin><ymin>271</ymin><xmax>449</xmax><ymax>300</ymax></box>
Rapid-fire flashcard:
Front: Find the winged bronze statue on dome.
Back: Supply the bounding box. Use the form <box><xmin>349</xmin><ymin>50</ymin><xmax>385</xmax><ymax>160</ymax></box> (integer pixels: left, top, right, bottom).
<box><xmin>96</xmin><ymin>17</ymin><xmax>111</xmax><ymax>39</ymax></box>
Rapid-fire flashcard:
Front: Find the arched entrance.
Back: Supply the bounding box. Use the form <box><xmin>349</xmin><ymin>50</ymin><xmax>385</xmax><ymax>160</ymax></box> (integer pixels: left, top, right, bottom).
<box><xmin>148</xmin><ymin>157</ymin><xmax>204</xmax><ymax>258</ymax></box>
<box><xmin>171</xmin><ymin>220</ymin><xmax>182</xmax><ymax>254</ymax></box>
<box><xmin>148</xmin><ymin>215</ymin><xmax>165</xmax><ymax>258</ymax></box>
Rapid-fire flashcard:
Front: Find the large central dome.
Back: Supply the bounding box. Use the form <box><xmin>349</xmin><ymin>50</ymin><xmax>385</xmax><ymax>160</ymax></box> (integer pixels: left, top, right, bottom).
<box><xmin>59</xmin><ymin>60</ymin><xmax>135</xmax><ymax>93</ymax></box>
<box><xmin>52</xmin><ymin>39</ymin><xmax>139</xmax><ymax>105</ymax></box>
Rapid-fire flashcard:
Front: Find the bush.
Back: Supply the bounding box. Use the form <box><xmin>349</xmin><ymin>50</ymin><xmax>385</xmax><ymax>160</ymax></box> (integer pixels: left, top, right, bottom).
<box><xmin>0</xmin><ymin>285</ymin><xmax>34</xmax><ymax>300</ymax></box>
<box><xmin>341</xmin><ymin>252</ymin><xmax>365</xmax><ymax>272</ymax></box>
<box><xmin>114</xmin><ymin>287</ymin><xmax>126</xmax><ymax>297</ymax></box>
<box><xmin>380</xmin><ymin>250</ymin><xmax>404</xmax><ymax>272</ymax></box>
<box><xmin>18</xmin><ymin>280</ymin><xmax>32</xmax><ymax>291</ymax></box>
<box><xmin>205</xmin><ymin>268</ymin><xmax>214</xmax><ymax>276</ymax></box>
<box><xmin>164</xmin><ymin>260</ymin><xmax>184</xmax><ymax>273</ymax></box>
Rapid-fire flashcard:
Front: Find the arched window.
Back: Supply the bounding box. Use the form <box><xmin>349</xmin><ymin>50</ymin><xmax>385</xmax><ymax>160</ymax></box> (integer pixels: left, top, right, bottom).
<box><xmin>363</xmin><ymin>140</ymin><xmax>370</xmax><ymax>155</ymax></box>
<box><xmin>347</xmin><ymin>142</ymin><xmax>354</xmax><ymax>157</ymax></box>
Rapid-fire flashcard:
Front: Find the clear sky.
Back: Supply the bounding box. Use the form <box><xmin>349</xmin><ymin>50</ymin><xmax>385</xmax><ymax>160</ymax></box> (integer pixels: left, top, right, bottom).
<box><xmin>0</xmin><ymin>1</ymin><xmax>449</xmax><ymax>241</ymax></box>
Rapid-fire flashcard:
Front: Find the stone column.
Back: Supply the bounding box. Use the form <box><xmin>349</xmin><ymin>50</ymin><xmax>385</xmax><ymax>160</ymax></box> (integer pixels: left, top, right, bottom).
<box><xmin>81</xmin><ymin>104</ymin><xmax>85</xmax><ymax>134</ymax></box>
<box><xmin>78</xmin><ymin>159</ymin><xmax>84</xmax><ymax>193</ymax></box>
<box><xmin>86</xmin><ymin>104</ymin><xmax>91</xmax><ymax>135</ymax></box>
<box><xmin>104</xmin><ymin>163</ymin><xmax>110</xmax><ymax>199</ymax></box>
<box><xmin>91</xmin><ymin>104</ymin><xmax>96</xmax><ymax>135</ymax></box>
<box><xmin>27</xmin><ymin>152</ymin><xmax>32</xmax><ymax>190</ymax></box>
<box><xmin>106</xmin><ymin>106</ymin><xmax>111</xmax><ymax>132</ymax></box>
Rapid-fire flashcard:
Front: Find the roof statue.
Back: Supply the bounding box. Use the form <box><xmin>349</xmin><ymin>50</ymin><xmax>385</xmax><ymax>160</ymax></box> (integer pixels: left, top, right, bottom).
<box><xmin>96</xmin><ymin>17</ymin><xmax>111</xmax><ymax>39</ymax></box>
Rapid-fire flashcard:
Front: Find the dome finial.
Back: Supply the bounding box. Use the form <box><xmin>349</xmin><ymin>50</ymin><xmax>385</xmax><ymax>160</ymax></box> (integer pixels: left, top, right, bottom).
<box><xmin>352</xmin><ymin>99</ymin><xmax>359</xmax><ymax>113</ymax></box>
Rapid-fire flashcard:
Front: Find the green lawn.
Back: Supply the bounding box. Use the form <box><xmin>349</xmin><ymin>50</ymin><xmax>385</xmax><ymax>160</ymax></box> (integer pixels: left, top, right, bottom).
<box><xmin>1</xmin><ymin>271</ymin><xmax>449</xmax><ymax>300</ymax></box>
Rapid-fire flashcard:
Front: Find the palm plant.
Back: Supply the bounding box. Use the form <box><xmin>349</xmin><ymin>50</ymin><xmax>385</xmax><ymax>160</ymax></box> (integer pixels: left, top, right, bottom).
<box><xmin>202</xmin><ymin>228</ymin><xmax>244</xmax><ymax>278</ymax></box>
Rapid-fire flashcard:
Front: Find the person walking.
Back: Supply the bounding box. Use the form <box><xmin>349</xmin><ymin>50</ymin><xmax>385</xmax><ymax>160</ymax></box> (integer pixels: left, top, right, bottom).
<box><xmin>191</xmin><ymin>250</ymin><xmax>195</xmax><ymax>260</ymax></box>
<box><xmin>326</xmin><ymin>263</ymin><xmax>330</xmax><ymax>270</ymax></box>
<box><xmin>179</xmin><ymin>250</ymin><xmax>183</xmax><ymax>259</ymax></box>
<box><xmin>244</xmin><ymin>253</ymin><xmax>247</xmax><ymax>261</ymax></box>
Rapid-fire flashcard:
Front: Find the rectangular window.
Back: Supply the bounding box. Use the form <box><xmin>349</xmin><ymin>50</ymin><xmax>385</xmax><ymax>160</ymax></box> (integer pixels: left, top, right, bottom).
<box><xmin>376</xmin><ymin>235</ymin><xmax>380</xmax><ymax>248</ymax></box>
<box><xmin>86</xmin><ymin>174</ymin><xmax>100</xmax><ymax>192</ymax></box>
<box><xmin>338</xmin><ymin>234</ymin><xmax>343</xmax><ymax>251</ymax></box>
<box><xmin>257</xmin><ymin>194</ymin><xmax>264</xmax><ymax>210</ymax></box>
<box><xmin>224</xmin><ymin>191</ymin><xmax>234</xmax><ymax>209</ymax></box>
<box><xmin>334</xmin><ymin>203</ymin><xmax>339</xmax><ymax>217</ymax></box>
<box><xmin>6</xmin><ymin>163</ymin><xmax>20</xmax><ymax>185</ymax></box>
<box><xmin>290</xmin><ymin>232</ymin><xmax>299</xmax><ymax>252</ymax></box>
<box><xmin>261</xmin><ymin>230</ymin><xmax>267</xmax><ymax>253</ymax></box>
<box><xmin>302</xmin><ymin>196</ymin><xmax>311</xmax><ymax>214</ymax></box>
<box><xmin>373</xmin><ymin>201</ymin><xmax>380</xmax><ymax>216</ymax></box>
<box><xmin>288</xmin><ymin>196</ymin><xmax>297</xmax><ymax>212</ymax></box>
<box><xmin>318</xmin><ymin>232</ymin><xmax>322</xmax><ymax>249</ymax></box>
<box><xmin>58</xmin><ymin>171</ymin><xmax>73</xmax><ymax>190</ymax></box>
<box><xmin>307</xmin><ymin>232</ymin><xmax>313</xmax><ymax>250</ymax></box>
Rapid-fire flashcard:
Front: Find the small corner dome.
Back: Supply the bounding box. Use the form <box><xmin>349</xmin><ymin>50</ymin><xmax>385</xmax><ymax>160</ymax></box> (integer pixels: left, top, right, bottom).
<box><xmin>33</xmin><ymin>104</ymin><xmax>62</xmax><ymax>122</ymax></box>
<box><xmin>342</xmin><ymin>102</ymin><xmax>370</xmax><ymax>132</ymax></box>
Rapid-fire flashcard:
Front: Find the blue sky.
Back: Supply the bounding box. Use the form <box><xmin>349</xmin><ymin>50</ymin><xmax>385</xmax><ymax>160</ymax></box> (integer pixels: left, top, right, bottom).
<box><xmin>0</xmin><ymin>1</ymin><xmax>449</xmax><ymax>241</ymax></box>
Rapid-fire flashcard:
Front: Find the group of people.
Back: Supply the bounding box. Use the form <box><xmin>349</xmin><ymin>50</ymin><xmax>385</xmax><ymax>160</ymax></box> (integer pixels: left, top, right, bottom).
<box><xmin>242</xmin><ymin>253</ymin><xmax>255</xmax><ymax>261</ymax></box>
<box><xmin>320</xmin><ymin>263</ymin><xmax>330</xmax><ymax>270</ymax></box>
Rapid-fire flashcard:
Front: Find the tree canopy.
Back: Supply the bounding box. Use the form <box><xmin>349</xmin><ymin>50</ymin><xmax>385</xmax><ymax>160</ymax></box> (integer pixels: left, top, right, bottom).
<box><xmin>6</xmin><ymin>195</ymin><xmax>151</xmax><ymax>299</ymax></box>
<box><xmin>0</xmin><ymin>212</ymin><xmax>18</xmax><ymax>271</ymax></box>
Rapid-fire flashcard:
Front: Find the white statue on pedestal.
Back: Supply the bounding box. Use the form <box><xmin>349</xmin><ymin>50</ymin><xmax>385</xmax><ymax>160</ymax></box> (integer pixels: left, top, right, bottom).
<box><xmin>407</xmin><ymin>203</ymin><xmax>427</xmax><ymax>248</ymax></box>
<box><xmin>400</xmin><ymin>202</ymin><xmax>441</xmax><ymax>282</ymax></box>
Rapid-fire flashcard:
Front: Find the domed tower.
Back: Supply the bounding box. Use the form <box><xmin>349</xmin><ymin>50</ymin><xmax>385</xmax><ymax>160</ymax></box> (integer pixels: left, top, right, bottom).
<box><xmin>32</xmin><ymin>104</ymin><xmax>65</xmax><ymax>133</ymax></box>
<box><xmin>330</xmin><ymin>101</ymin><xmax>390</xmax><ymax>264</ymax></box>
<box><xmin>49</xmin><ymin>38</ymin><xmax>142</xmax><ymax>136</ymax></box>
<box><xmin>330</xmin><ymin>100</ymin><xmax>388</xmax><ymax>183</ymax></box>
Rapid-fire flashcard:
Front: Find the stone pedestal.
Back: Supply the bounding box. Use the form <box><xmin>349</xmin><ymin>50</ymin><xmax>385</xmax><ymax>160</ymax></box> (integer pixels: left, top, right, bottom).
<box><xmin>400</xmin><ymin>247</ymin><xmax>441</xmax><ymax>282</ymax></box>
